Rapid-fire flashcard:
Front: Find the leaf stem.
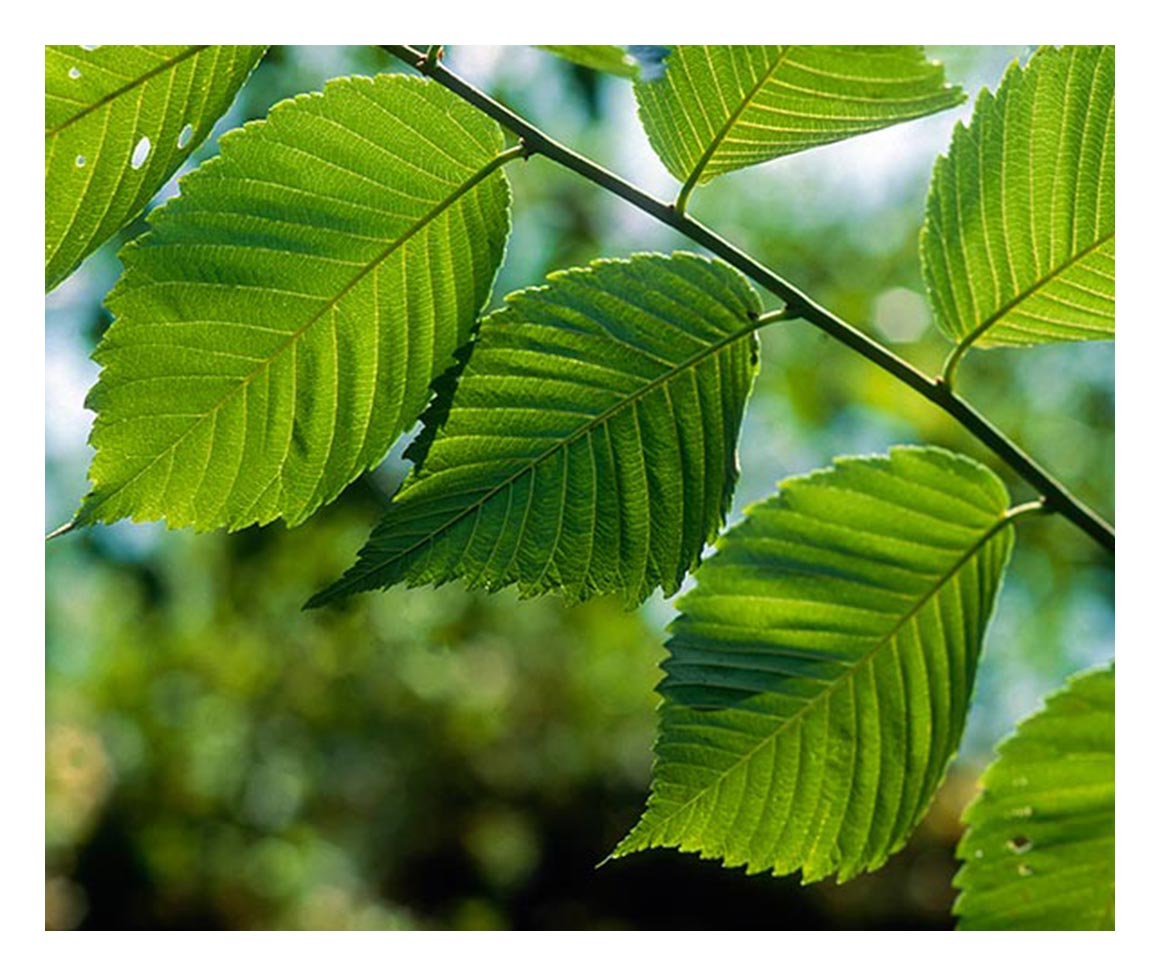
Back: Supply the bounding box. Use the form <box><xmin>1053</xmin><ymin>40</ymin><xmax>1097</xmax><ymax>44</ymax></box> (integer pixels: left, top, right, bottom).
<box><xmin>755</xmin><ymin>308</ymin><xmax>796</xmax><ymax>327</ymax></box>
<box><xmin>420</xmin><ymin>45</ymin><xmax>445</xmax><ymax>68</ymax></box>
<box><xmin>45</xmin><ymin>520</ymin><xmax>77</xmax><ymax>543</ymax></box>
<box><xmin>941</xmin><ymin>337</ymin><xmax>971</xmax><ymax>391</ymax></box>
<box><xmin>383</xmin><ymin>44</ymin><xmax>1114</xmax><ymax>557</ymax></box>
<box><xmin>1003</xmin><ymin>499</ymin><xmax>1050</xmax><ymax>525</ymax></box>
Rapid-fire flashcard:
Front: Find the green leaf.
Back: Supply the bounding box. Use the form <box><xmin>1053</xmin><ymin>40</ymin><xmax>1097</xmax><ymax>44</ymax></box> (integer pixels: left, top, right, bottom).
<box><xmin>45</xmin><ymin>45</ymin><xmax>266</xmax><ymax>292</ymax></box>
<box><xmin>538</xmin><ymin>46</ymin><xmax>639</xmax><ymax>79</ymax></box>
<box><xmin>921</xmin><ymin>46</ymin><xmax>1115</xmax><ymax>355</ymax></box>
<box><xmin>77</xmin><ymin>74</ymin><xmax>513</xmax><ymax>531</ymax></box>
<box><xmin>954</xmin><ymin>665</ymin><xmax>1114</xmax><ymax>930</ymax></box>
<box><xmin>310</xmin><ymin>253</ymin><xmax>762</xmax><ymax>608</ymax></box>
<box><xmin>634</xmin><ymin>46</ymin><xmax>963</xmax><ymax>205</ymax></box>
<box><xmin>614</xmin><ymin>447</ymin><xmax>1016</xmax><ymax>883</ymax></box>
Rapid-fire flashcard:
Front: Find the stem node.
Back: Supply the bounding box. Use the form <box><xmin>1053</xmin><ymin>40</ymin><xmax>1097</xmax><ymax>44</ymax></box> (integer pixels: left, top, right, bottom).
<box><xmin>416</xmin><ymin>45</ymin><xmax>444</xmax><ymax>74</ymax></box>
<box><xmin>380</xmin><ymin>43</ymin><xmax>1115</xmax><ymax>558</ymax></box>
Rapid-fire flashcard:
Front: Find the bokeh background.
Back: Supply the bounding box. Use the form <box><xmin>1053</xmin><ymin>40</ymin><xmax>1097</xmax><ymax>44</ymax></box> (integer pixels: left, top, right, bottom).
<box><xmin>45</xmin><ymin>45</ymin><xmax>1114</xmax><ymax>930</ymax></box>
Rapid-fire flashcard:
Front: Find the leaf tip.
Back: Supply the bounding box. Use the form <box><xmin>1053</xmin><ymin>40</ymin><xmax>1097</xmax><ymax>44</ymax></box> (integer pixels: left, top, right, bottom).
<box><xmin>303</xmin><ymin>580</ymin><xmax>345</xmax><ymax>611</ymax></box>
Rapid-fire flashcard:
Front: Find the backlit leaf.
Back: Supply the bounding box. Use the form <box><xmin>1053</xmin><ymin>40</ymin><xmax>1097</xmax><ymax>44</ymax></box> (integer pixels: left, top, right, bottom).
<box><xmin>921</xmin><ymin>46</ymin><xmax>1115</xmax><ymax>353</ymax></box>
<box><xmin>538</xmin><ymin>46</ymin><xmax>639</xmax><ymax>79</ymax></box>
<box><xmin>310</xmin><ymin>253</ymin><xmax>762</xmax><ymax>608</ymax></box>
<box><xmin>634</xmin><ymin>46</ymin><xmax>963</xmax><ymax>203</ymax></box>
<box><xmin>615</xmin><ymin>447</ymin><xmax>1016</xmax><ymax>883</ymax></box>
<box><xmin>45</xmin><ymin>45</ymin><xmax>266</xmax><ymax>291</ymax></box>
<box><xmin>954</xmin><ymin>665</ymin><xmax>1114</xmax><ymax>930</ymax></box>
<box><xmin>77</xmin><ymin>74</ymin><xmax>512</xmax><ymax>531</ymax></box>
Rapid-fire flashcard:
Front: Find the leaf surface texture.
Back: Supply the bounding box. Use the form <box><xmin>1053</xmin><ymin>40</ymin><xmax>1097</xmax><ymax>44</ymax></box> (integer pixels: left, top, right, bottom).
<box><xmin>954</xmin><ymin>665</ymin><xmax>1114</xmax><ymax>929</ymax></box>
<box><xmin>538</xmin><ymin>46</ymin><xmax>639</xmax><ymax>79</ymax></box>
<box><xmin>311</xmin><ymin>253</ymin><xmax>762</xmax><ymax>608</ymax></box>
<box><xmin>921</xmin><ymin>46</ymin><xmax>1115</xmax><ymax>350</ymax></box>
<box><xmin>634</xmin><ymin>46</ymin><xmax>963</xmax><ymax>191</ymax></box>
<box><xmin>615</xmin><ymin>447</ymin><xmax>1015</xmax><ymax>882</ymax></box>
<box><xmin>78</xmin><ymin>74</ymin><xmax>512</xmax><ymax>530</ymax></box>
<box><xmin>45</xmin><ymin>45</ymin><xmax>265</xmax><ymax>291</ymax></box>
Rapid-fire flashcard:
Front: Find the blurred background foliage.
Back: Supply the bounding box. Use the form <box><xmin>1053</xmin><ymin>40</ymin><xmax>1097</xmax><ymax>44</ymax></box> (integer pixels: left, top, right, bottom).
<box><xmin>45</xmin><ymin>45</ymin><xmax>1113</xmax><ymax>930</ymax></box>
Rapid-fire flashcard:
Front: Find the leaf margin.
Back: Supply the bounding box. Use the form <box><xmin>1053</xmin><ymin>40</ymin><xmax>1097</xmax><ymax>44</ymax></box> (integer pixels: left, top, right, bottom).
<box><xmin>613</xmin><ymin>445</ymin><xmax>1021</xmax><ymax>884</ymax></box>
<box><xmin>73</xmin><ymin>71</ymin><xmax>515</xmax><ymax>534</ymax></box>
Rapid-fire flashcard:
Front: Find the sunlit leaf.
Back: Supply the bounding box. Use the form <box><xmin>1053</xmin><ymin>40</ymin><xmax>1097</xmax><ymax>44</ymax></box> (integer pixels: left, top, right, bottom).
<box><xmin>615</xmin><ymin>447</ymin><xmax>1016</xmax><ymax>883</ymax></box>
<box><xmin>954</xmin><ymin>665</ymin><xmax>1114</xmax><ymax>930</ymax></box>
<box><xmin>45</xmin><ymin>45</ymin><xmax>266</xmax><ymax>291</ymax></box>
<box><xmin>921</xmin><ymin>46</ymin><xmax>1115</xmax><ymax>354</ymax></box>
<box><xmin>77</xmin><ymin>74</ymin><xmax>512</xmax><ymax>531</ymax></box>
<box><xmin>310</xmin><ymin>253</ymin><xmax>762</xmax><ymax>608</ymax></box>
<box><xmin>538</xmin><ymin>46</ymin><xmax>639</xmax><ymax>79</ymax></box>
<box><xmin>634</xmin><ymin>46</ymin><xmax>963</xmax><ymax>204</ymax></box>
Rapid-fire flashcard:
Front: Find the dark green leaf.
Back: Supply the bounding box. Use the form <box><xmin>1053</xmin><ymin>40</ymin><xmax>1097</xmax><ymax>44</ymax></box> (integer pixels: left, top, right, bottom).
<box><xmin>614</xmin><ymin>447</ymin><xmax>1016</xmax><ymax>883</ymax></box>
<box><xmin>311</xmin><ymin>253</ymin><xmax>762</xmax><ymax>608</ymax></box>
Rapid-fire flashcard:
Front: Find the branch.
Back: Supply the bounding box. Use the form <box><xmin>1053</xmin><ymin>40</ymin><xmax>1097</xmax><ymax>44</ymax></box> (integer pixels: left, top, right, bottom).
<box><xmin>384</xmin><ymin>44</ymin><xmax>1114</xmax><ymax>556</ymax></box>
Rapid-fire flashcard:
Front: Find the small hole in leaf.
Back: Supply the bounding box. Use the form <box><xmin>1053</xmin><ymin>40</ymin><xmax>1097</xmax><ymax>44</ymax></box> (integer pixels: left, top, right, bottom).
<box><xmin>177</xmin><ymin>124</ymin><xmax>195</xmax><ymax>150</ymax></box>
<box><xmin>1017</xmin><ymin>863</ymin><xmax>1033</xmax><ymax>877</ymax></box>
<box><xmin>68</xmin><ymin>67</ymin><xmax>81</xmax><ymax>80</ymax></box>
<box><xmin>75</xmin><ymin>155</ymin><xmax>86</xmax><ymax>168</ymax></box>
<box><xmin>130</xmin><ymin>136</ymin><xmax>151</xmax><ymax>170</ymax></box>
<box><xmin>1006</xmin><ymin>836</ymin><xmax>1032</xmax><ymax>854</ymax></box>
<box><xmin>80</xmin><ymin>45</ymin><xmax>100</xmax><ymax>51</ymax></box>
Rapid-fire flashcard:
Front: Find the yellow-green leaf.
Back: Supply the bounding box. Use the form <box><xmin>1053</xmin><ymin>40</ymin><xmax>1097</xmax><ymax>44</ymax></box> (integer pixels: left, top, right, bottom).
<box><xmin>77</xmin><ymin>75</ymin><xmax>512</xmax><ymax>531</ymax></box>
<box><xmin>538</xmin><ymin>46</ymin><xmax>638</xmax><ymax>79</ymax></box>
<box><xmin>45</xmin><ymin>45</ymin><xmax>265</xmax><ymax>291</ymax></box>
<box><xmin>921</xmin><ymin>46</ymin><xmax>1115</xmax><ymax>355</ymax></box>
<box><xmin>954</xmin><ymin>665</ymin><xmax>1114</xmax><ymax>930</ymax></box>
<box><xmin>634</xmin><ymin>46</ymin><xmax>963</xmax><ymax>206</ymax></box>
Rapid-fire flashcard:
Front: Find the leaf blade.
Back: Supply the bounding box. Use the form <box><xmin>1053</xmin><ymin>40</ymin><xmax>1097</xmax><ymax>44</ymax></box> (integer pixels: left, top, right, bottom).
<box><xmin>921</xmin><ymin>46</ymin><xmax>1115</xmax><ymax>352</ymax></box>
<box><xmin>538</xmin><ymin>46</ymin><xmax>639</xmax><ymax>79</ymax></box>
<box><xmin>77</xmin><ymin>74</ymin><xmax>512</xmax><ymax>531</ymax></box>
<box><xmin>311</xmin><ymin>252</ymin><xmax>762</xmax><ymax>608</ymax></box>
<box><xmin>45</xmin><ymin>44</ymin><xmax>266</xmax><ymax>291</ymax></box>
<box><xmin>954</xmin><ymin>665</ymin><xmax>1114</xmax><ymax>930</ymax></box>
<box><xmin>614</xmin><ymin>447</ymin><xmax>1015</xmax><ymax>883</ymax></box>
<box><xmin>634</xmin><ymin>46</ymin><xmax>964</xmax><ymax>194</ymax></box>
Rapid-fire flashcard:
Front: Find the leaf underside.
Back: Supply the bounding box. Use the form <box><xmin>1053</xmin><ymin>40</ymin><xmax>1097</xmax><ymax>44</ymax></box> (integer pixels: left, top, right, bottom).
<box><xmin>921</xmin><ymin>45</ymin><xmax>1115</xmax><ymax>350</ymax></box>
<box><xmin>45</xmin><ymin>44</ymin><xmax>266</xmax><ymax>292</ymax></box>
<box><xmin>311</xmin><ymin>253</ymin><xmax>762</xmax><ymax>609</ymax></box>
<box><xmin>538</xmin><ymin>46</ymin><xmax>639</xmax><ymax>79</ymax></box>
<box><xmin>77</xmin><ymin>74</ymin><xmax>512</xmax><ymax>532</ymax></box>
<box><xmin>954</xmin><ymin>665</ymin><xmax>1114</xmax><ymax>930</ymax></box>
<box><xmin>615</xmin><ymin>447</ymin><xmax>1015</xmax><ymax>883</ymax></box>
<box><xmin>634</xmin><ymin>46</ymin><xmax>964</xmax><ymax>190</ymax></box>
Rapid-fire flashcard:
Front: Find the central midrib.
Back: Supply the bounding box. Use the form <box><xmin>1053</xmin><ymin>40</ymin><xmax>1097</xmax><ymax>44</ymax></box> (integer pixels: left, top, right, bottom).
<box><xmin>315</xmin><ymin>312</ymin><xmax>764</xmax><ymax>602</ymax></box>
<box><xmin>621</xmin><ymin>505</ymin><xmax>1017</xmax><ymax>849</ymax></box>
<box><xmin>955</xmin><ymin>230</ymin><xmax>1115</xmax><ymax>350</ymax></box>
<box><xmin>47</xmin><ymin>46</ymin><xmax>210</xmax><ymax>136</ymax></box>
<box><xmin>681</xmin><ymin>47</ymin><xmax>791</xmax><ymax>191</ymax></box>
<box><xmin>88</xmin><ymin>148</ymin><xmax>513</xmax><ymax>520</ymax></box>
